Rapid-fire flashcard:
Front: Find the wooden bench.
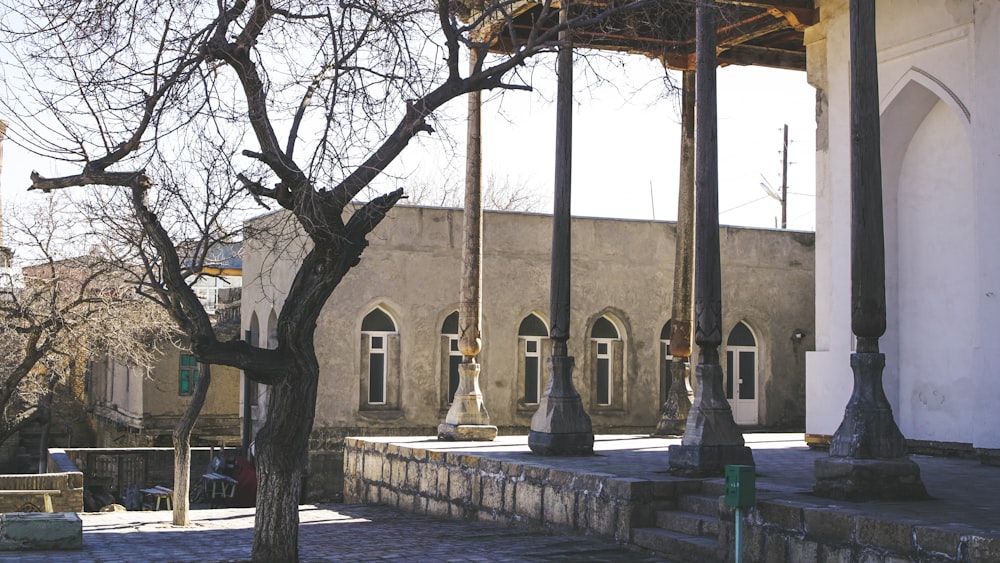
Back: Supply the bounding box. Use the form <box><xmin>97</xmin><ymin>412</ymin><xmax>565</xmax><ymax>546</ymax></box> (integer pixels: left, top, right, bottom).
<box><xmin>139</xmin><ymin>486</ymin><xmax>173</xmax><ymax>511</ymax></box>
<box><xmin>202</xmin><ymin>473</ymin><xmax>237</xmax><ymax>503</ymax></box>
<box><xmin>0</xmin><ymin>489</ymin><xmax>62</xmax><ymax>513</ymax></box>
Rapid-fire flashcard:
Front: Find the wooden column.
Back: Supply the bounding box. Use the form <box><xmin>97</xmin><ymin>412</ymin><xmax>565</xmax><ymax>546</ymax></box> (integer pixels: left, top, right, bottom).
<box><xmin>438</xmin><ymin>51</ymin><xmax>497</xmax><ymax>441</ymax></box>
<box><xmin>814</xmin><ymin>0</ymin><xmax>927</xmax><ymax>500</ymax></box>
<box><xmin>668</xmin><ymin>1</ymin><xmax>752</xmax><ymax>476</ymax></box>
<box><xmin>529</xmin><ymin>1</ymin><xmax>593</xmax><ymax>456</ymax></box>
<box><xmin>0</xmin><ymin>120</ymin><xmax>9</xmax><ymax>267</ymax></box>
<box><xmin>654</xmin><ymin>70</ymin><xmax>695</xmax><ymax>436</ymax></box>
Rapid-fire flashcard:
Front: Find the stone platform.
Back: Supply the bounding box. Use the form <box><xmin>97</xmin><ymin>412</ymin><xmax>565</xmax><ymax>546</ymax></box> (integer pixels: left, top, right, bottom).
<box><xmin>344</xmin><ymin>433</ymin><xmax>1000</xmax><ymax>562</ymax></box>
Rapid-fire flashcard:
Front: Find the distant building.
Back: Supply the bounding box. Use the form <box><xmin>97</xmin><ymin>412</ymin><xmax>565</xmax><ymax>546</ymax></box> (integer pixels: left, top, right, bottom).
<box><xmin>90</xmin><ymin>243</ymin><xmax>243</xmax><ymax>447</ymax></box>
<box><xmin>242</xmin><ymin>206</ymin><xmax>816</xmax><ymax>497</ymax></box>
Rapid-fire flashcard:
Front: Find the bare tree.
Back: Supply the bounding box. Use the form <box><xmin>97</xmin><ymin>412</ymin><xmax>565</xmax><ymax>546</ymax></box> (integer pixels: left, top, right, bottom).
<box><xmin>0</xmin><ymin>196</ymin><xmax>176</xmax><ymax>464</ymax></box>
<box><xmin>402</xmin><ymin>169</ymin><xmax>547</xmax><ymax>211</ymax></box>
<box><xmin>1</xmin><ymin>1</ymin><xmax>658</xmax><ymax>559</ymax></box>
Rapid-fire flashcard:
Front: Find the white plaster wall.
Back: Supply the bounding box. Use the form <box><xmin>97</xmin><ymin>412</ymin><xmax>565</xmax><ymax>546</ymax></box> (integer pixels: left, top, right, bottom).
<box><xmin>807</xmin><ymin>0</ymin><xmax>1000</xmax><ymax>449</ymax></box>
<box><xmin>894</xmin><ymin>101</ymin><xmax>974</xmax><ymax>441</ymax></box>
<box><xmin>971</xmin><ymin>0</ymin><xmax>1000</xmax><ymax>450</ymax></box>
<box><xmin>805</xmin><ymin>0</ymin><xmax>853</xmax><ymax>437</ymax></box>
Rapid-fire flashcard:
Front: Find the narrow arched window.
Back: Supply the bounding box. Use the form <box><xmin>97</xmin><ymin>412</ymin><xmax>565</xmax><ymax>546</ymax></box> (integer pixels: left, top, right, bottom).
<box><xmin>361</xmin><ymin>308</ymin><xmax>399</xmax><ymax>408</ymax></box>
<box><xmin>441</xmin><ymin>312</ymin><xmax>461</xmax><ymax>404</ymax></box>
<box><xmin>518</xmin><ymin>314</ymin><xmax>549</xmax><ymax>405</ymax></box>
<box><xmin>660</xmin><ymin>320</ymin><xmax>672</xmax><ymax>406</ymax></box>
<box><xmin>590</xmin><ymin>315</ymin><xmax>624</xmax><ymax>408</ymax></box>
<box><xmin>246</xmin><ymin>312</ymin><xmax>260</xmax><ymax>407</ymax></box>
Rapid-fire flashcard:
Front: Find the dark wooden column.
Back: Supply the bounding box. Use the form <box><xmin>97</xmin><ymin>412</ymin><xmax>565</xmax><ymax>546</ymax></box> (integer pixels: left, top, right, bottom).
<box><xmin>668</xmin><ymin>0</ymin><xmax>752</xmax><ymax>476</ymax></box>
<box><xmin>439</xmin><ymin>51</ymin><xmax>498</xmax><ymax>442</ymax></box>
<box><xmin>654</xmin><ymin>70</ymin><xmax>695</xmax><ymax>436</ymax></box>
<box><xmin>814</xmin><ymin>0</ymin><xmax>927</xmax><ymax>500</ymax></box>
<box><xmin>529</xmin><ymin>1</ymin><xmax>594</xmax><ymax>456</ymax></box>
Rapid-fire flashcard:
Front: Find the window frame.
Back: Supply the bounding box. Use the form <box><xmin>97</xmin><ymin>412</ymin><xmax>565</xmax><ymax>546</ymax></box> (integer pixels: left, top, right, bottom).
<box><xmin>179</xmin><ymin>353</ymin><xmax>199</xmax><ymax>396</ymax></box>
<box><xmin>516</xmin><ymin>314</ymin><xmax>550</xmax><ymax>412</ymax></box>
<box><xmin>360</xmin><ymin>307</ymin><xmax>401</xmax><ymax>412</ymax></box>
<box><xmin>589</xmin><ymin>315</ymin><xmax>626</xmax><ymax>412</ymax></box>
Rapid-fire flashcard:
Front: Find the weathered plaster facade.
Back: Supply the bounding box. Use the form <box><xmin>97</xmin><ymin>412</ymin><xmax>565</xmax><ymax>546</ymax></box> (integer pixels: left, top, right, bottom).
<box><xmin>243</xmin><ymin>206</ymin><xmax>814</xmax><ymax>497</ymax></box>
<box><xmin>90</xmin><ymin>345</ymin><xmax>242</xmax><ymax>447</ymax></box>
<box><xmin>805</xmin><ymin>0</ymin><xmax>1000</xmax><ymax>460</ymax></box>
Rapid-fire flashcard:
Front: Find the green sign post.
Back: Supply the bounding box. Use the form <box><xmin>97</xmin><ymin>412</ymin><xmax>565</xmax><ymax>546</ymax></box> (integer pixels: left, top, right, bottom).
<box><xmin>725</xmin><ymin>465</ymin><xmax>756</xmax><ymax>563</ymax></box>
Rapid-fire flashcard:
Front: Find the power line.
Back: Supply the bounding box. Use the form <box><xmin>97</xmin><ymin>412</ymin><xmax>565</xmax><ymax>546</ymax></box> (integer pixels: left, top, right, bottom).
<box><xmin>720</xmin><ymin>194</ymin><xmax>771</xmax><ymax>215</ymax></box>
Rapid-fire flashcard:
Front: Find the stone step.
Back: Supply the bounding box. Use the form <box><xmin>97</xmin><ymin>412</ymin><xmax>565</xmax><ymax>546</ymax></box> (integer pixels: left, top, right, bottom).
<box><xmin>677</xmin><ymin>493</ymin><xmax>721</xmax><ymax>517</ymax></box>
<box><xmin>631</xmin><ymin>527</ymin><xmax>721</xmax><ymax>562</ymax></box>
<box><xmin>655</xmin><ymin>509</ymin><xmax>720</xmax><ymax>537</ymax></box>
<box><xmin>699</xmin><ymin>480</ymin><xmax>728</xmax><ymax>496</ymax></box>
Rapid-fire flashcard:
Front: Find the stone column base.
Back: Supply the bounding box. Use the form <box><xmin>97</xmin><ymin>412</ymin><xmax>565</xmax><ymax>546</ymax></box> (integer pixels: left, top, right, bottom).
<box><xmin>528</xmin><ymin>356</ymin><xmax>594</xmax><ymax>456</ymax></box>
<box><xmin>437</xmin><ymin>423</ymin><xmax>497</xmax><ymax>441</ymax></box>
<box><xmin>668</xmin><ymin>444</ymin><xmax>754</xmax><ymax>477</ymax></box>
<box><xmin>814</xmin><ymin>456</ymin><xmax>928</xmax><ymax>501</ymax></box>
<box><xmin>652</xmin><ymin>361</ymin><xmax>692</xmax><ymax>437</ymax></box>
<box><xmin>528</xmin><ymin>430</ymin><xmax>594</xmax><ymax>456</ymax></box>
<box><xmin>438</xmin><ymin>363</ymin><xmax>495</xmax><ymax>442</ymax></box>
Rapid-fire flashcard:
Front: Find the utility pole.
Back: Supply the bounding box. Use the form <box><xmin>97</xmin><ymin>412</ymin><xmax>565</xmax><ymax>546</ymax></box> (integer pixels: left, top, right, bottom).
<box><xmin>781</xmin><ymin>123</ymin><xmax>789</xmax><ymax>229</ymax></box>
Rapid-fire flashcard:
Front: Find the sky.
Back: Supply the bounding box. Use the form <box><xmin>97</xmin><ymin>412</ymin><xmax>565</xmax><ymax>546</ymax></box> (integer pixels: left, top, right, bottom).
<box><xmin>1</xmin><ymin>50</ymin><xmax>817</xmax><ymax>234</ymax></box>
<box><xmin>379</xmin><ymin>53</ymin><xmax>816</xmax><ymax>231</ymax></box>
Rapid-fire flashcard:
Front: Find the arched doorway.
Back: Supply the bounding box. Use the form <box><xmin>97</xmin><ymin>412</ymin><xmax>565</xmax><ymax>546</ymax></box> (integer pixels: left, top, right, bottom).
<box><xmin>725</xmin><ymin>321</ymin><xmax>758</xmax><ymax>425</ymax></box>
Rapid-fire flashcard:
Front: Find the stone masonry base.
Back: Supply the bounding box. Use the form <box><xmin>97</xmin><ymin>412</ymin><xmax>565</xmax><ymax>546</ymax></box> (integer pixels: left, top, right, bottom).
<box><xmin>344</xmin><ymin>437</ymin><xmax>1000</xmax><ymax>562</ymax></box>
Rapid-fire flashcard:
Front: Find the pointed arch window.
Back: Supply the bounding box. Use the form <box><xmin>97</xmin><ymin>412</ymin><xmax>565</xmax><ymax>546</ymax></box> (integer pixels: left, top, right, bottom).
<box><xmin>247</xmin><ymin>312</ymin><xmax>260</xmax><ymax>406</ymax></box>
<box><xmin>361</xmin><ymin>307</ymin><xmax>400</xmax><ymax>409</ymax></box>
<box><xmin>660</xmin><ymin>320</ymin><xmax>672</xmax><ymax>407</ymax></box>
<box><xmin>518</xmin><ymin>314</ymin><xmax>550</xmax><ymax>407</ymax></box>
<box><xmin>590</xmin><ymin>315</ymin><xmax>625</xmax><ymax>410</ymax></box>
<box><xmin>440</xmin><ymin>312</ymin><xmax>461</xmax><ymax>406</ymax></box>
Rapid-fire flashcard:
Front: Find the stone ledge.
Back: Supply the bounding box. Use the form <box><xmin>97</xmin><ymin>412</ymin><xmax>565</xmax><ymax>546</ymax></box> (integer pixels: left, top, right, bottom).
<box><xmin>0</xmin><ymin>512</ymin><xmax>82</xmax><ymax>551</ymax></box>
<box><xmin>344</xmin><ymin>438</ymin><xmax>662</xmax><ymax>542</ymax></box>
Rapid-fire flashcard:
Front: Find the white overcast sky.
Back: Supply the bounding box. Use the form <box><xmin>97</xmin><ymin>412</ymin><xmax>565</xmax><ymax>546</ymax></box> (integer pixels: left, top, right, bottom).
<box><xmin>378</xmin><ymin>52</ymin><xmax>817</xmax><ymax>231</ymax></box>
<box><xmin>1</xmin><ymin>51</ymin><xmax>816</xmax><ymax>232</ymax></box>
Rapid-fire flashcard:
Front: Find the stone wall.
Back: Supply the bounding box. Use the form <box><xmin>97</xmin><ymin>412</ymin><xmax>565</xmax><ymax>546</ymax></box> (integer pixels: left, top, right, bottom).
<box><xmin>343</xmin><ymin>437</ymin><xmax>685</xmax><ymax>541</ymax></box>
<box><xmin>345</xmin><ymin>438</ymin><xmax>1000</xmax><ymax>562</ymax></box>
<box><xmin>0</xmin><ymin>450</ymin><xmax>84</xmax><ymax>513</ymax></box>
<box><xmin>725</xmin><ymin>498</ymin><xmax>1000</xmax><ymax>562</ymax></box>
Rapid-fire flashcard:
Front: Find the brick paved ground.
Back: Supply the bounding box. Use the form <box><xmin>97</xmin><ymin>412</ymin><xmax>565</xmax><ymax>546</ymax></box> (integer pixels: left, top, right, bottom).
<box><xmin>0</xmin><ymin>503</ymin><xmax>667</xmax><ymax>562</ymax></box>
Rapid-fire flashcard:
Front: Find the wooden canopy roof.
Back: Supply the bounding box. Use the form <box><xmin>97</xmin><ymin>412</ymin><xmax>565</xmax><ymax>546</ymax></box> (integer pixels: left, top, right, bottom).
<box><xmin>475</xmin><ymin>1</ymin><xmax>815</xmax><ymax>71</ymax></box>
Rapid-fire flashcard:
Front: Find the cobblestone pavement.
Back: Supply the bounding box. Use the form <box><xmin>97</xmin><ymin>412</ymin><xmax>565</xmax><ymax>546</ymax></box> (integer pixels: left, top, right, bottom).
<box><xmin>0</xmin><ymin>503</ymin><xmax>667</xmax><ymax>562</ymax></box>
<box><xmin>3</xmin><ymin>433</ymin><xmax>998</xmax><ymax>561</ymax></box>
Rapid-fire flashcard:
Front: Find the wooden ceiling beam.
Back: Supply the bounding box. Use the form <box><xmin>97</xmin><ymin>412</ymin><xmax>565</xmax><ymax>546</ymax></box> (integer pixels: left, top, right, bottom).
<box><xmin>719</xmin><ymin>44</ymin><xmax>806</xmax><ymax>70</ymax></box>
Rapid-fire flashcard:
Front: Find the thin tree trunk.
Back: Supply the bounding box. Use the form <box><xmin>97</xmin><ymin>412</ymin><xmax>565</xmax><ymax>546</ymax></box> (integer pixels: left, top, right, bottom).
<box><xmin>251</xmin><ymin>349</ymin><xmax>318</xmax><ymax>563</ymax></box>
<box><xmin>173</xmin><ymin>363</ymin><xmax>211</xmax><ymax>526</ymax></box>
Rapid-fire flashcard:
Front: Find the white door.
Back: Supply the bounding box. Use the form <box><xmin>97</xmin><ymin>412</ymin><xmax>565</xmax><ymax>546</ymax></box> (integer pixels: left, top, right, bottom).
<box><xmin>725</xmin><ymin>322</ymin><xmax>758</xmax><ymax>425</ymax></box>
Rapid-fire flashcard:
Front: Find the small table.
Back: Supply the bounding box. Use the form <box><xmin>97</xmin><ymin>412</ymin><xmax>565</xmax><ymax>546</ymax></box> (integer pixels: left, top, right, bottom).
<box><xmin>139</xmin><ymin>486</ymin><xmax>173</xmax><ymax>511</ymax></box>
<box><xmin>202</xmin><ymin>473</ymin><xmax>237</xmax><ymax>503</ymax></box>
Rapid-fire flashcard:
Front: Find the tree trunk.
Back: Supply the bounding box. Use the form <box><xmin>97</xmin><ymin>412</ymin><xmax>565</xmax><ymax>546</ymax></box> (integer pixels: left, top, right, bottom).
<box><xmin>251</xmin><ymin>350</ymin><xmax>318</xmax><ymax>563</ymax></box>
<box><xmin>173</xmin><ymin>363</ymin><xmax>211</xmax><ymax>526</ymax></box>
